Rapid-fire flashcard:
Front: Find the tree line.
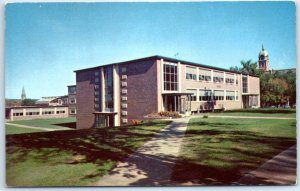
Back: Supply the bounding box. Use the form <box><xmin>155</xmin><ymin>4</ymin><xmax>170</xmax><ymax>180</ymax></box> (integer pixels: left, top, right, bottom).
<box><xmin>230</xmin><ymin>60</ymin><xmax>296</xmax><ymax>107</ymax></box>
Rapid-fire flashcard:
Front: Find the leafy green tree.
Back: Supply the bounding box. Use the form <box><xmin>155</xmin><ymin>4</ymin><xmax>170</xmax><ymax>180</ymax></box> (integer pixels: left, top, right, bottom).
<box><xmin>21</xmin><ymin>99</ymin><xmax>37</xmax><ymax>106</ymax></box>
<box><xmin>230</xmin><ymin>60</ymin><xmax>296</xmax><ymax>107</ymax></box>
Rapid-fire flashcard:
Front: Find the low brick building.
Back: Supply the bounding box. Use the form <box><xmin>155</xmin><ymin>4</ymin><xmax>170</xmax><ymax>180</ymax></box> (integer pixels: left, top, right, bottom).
<box><xmin>74</xmin><ymin>55</ymin><xmax>260</xmax><ymax>129</ymax></box>
<box><xmin>5</xmin><ymin>106</ymin><xmax>69</xmax><ymax>121</ymax></box>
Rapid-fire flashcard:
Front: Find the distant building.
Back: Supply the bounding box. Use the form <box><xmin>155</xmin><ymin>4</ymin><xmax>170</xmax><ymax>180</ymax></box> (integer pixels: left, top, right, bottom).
<box><xmin>67</xmin><ymin>85</ymin><xmax>77</xmax><ymax>116</ymax></box>
<box><xmin>258</xmin><ymin>45</ymin><xmax>270</xmax><ymax>71</ymax></box>
<box><xmin>258</xmin><ymin>45</ymin><xmax>296</xmax><ymax>74</ymax></box>
<box><xmin>74</xmin><ymin>55</ymin><xmax>260</xmax><ymax>129</ymax></box>
<box><xmin>5</xmin><ymin>106</ymin><xmax>69</xmax><ymax>121</ymax></box>
<box><xmin>35</xmin><ymin>96</ymin><xmax>64</xmax><ymax>106</ymax></box>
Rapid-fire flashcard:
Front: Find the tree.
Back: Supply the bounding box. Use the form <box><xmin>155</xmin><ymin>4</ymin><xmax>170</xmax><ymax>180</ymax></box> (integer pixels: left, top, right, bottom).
<box><xmin>230</xmin><ymin>60</ymin><xmax>259</xmax><ymax>76</ymax></box>
<box><xmin>21</xmin><ymin>99</ymin><xmax>37</xmax><ymax>106</ymax></box>
<box><xmin>230</xmin><ymin>60</ymin><xmax>295</xmax><ymax>107</ymax></box>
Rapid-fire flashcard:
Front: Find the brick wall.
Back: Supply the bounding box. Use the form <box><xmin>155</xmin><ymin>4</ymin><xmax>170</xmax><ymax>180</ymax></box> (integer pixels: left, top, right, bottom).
<box><xmin>76</xmin><ymin>69</ymin><xmax>98</xmax><ymax>129</ymax></box>
<box><xmin>124</xmin><ymin>59</ymin><xmax>158</xmax><ymax>121</ymax></box>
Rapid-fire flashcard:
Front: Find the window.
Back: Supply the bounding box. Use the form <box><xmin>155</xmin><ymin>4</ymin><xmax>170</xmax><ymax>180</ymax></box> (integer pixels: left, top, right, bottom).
<box><xmin>186</xmin><ymin>89</ymin><xmax>197</xmax><ymax>101</ymax></box>
<box><xmin>13</xmin><ymin>112</ymin><xmax>23</xmax><ymax>116</ymax></box>
<box><xmin>121</xmin><ymin>67</ymin><xmax>127</xmax><ymax>73</ymax></box>
<box><xmin>214</xmin><ymin>90</ymin><xmax>224</xmax><ymax>101</ymax></box>
<box><xmin>95</xmin><ymin>78</ymin><xmax>99</xmax><ymax>83</ymax></box>
<box><xmin>121</xmin><ymin>75</ymin><xmax>127</xmax><ymax>80</ymax></box>
<box><xmin>122</xmin><ymin>103</ymin><xmax>127</xmax><ymax>109</ymax></box>
<box><xmin>199</xmin><ymin>69</ymin><xmax>211</xmax><ymax>82</ymax></box>
<box><xmin>226</xmin><ymin>91</ymin><xmax>235</xmax><ymax>101</ymax></box>
<box><xmin>70</xmin><ymin>108</ymin><xmax>76</xmax><ymax>114</ymax></box>
<box><xmin>95</xmin><ymin>97</ymin><xmax>99</xmax><ymax>102</ymax></box>
<box><xmin>121</xmin><ymin>96</ymin><xmax>127</xmax><ymax>101</ymax></box>
<box><xmin>225</xmin><ymin>78</ymin><xmax>235</xmax><ymax>84</ymax></box>
<box><xmin>104</xmin><ymin>66</ymin><xmax>114</xmax><ymax>110</ymax></box>
<box><xmin>95</xmin><ymin>91</ymin><xmax>99</xmax><ymax>95</ymax></box>
<box><xmin>236</xmin><ymin>91</ymin><xmax>239</xmax><ymax>101</ymax></box>
<box><xmin>42</xmin><ymin>111</ymin><xmax>54</xmax><ymax>115</ymax></box>
<box><xmin>121</xmin><ymin>82</ymin><xmax>127</xmax><ymax>87</ymax></box>
<box><xmin>199</xmin><ymin>89</ymin><xmax>212</xmax><ymax>101</ymax></box>
<box><xmin>186</xmin><ymin>66</ymin><xmax>197</xmax><ymax>80</ymax></box>
<box><xmin>95</xmin><ymin>104</ymin><xmax>99</xmax><ymax>109</ymax></box>
<box><xmin>26</xmin><ymin>112</ymin><xmax>40</xmax><ymax>115</ymax></box>
<box><xmin>95</xmin><ymin>71</ymin><xmax>99</xmax><ymax>76</ymax></box>
<box><xmin>95</xmin><ymin>85</ymin><xmax>99</xmax><ymax>89</ymax></box>
<box><xmin>242</xmin><ymin>76</ymin><xmax>248</xmax><ymax>93</ymax></box>
<box><xmin>69</xmin><ymin>98</ymin><xmax>76</xmax><ymax>104</ymax></box>
<box><xmin>56</xmin><ymin>110</ymin><xmax>65</xmax><ymax>114</ymax></box>
<box><xmin>163</xmin><ymin>62</ymin><xmax>178</xmax><ymax>91</ymax></box>
<box><xmin>122</xmin><ymin>111</ymin><xmax>128</xmax><ymax>116</ymax></box>
<box><xmin>213</xmin><ymin>76</ymin><xmax>224</xmax><ymax>83</ymax></box>
<box><xmin>68</xmin><ymin>86</ymin><xmax>76</xmax><ymax>94</ymax></box>
<box><xmin>122</xmin><ymin>89</ymin><xmax>127</xmax><ymax>94</ymax></box>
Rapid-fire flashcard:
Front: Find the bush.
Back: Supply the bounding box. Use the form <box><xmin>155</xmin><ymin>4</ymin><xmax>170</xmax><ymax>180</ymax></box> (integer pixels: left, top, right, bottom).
<box><xmin>203</xmin><ymin>115</ymin><xmax>208</xmax><ymax>118</ymax></box>
<box><xmin>131</xmin><ymin>120</ymin><xmax>142</xmax><ymax>125</ymax></box>
<box><xmin>158</xmin><ymin>111</ymin><xmax>181</xmax><ymax>118</ymax></box>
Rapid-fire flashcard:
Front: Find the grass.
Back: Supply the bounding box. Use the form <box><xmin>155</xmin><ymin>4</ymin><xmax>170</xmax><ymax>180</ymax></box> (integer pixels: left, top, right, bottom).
<box><xmin>6</xmin><ymin>120</ymin><xmax>170</xmax><ymax>186</ymax></box>
<box><xmin>7</xmin><ymin>117</ymin><xmax>77</xmax><ymax>130</ymax></box>
<box><xmin>172</xmin><ymin>117</ymin><xmax>296</xmax><ymax>185</ymax></box>
<box><xmin>208</xmin><ymin>108</ymin><xmax>296</xmax><ymax>118</ymax></box>
<box><xmin>6</xmin><ymin>124</ymin><xmax>46</xmax><ymax>135</ymax></box>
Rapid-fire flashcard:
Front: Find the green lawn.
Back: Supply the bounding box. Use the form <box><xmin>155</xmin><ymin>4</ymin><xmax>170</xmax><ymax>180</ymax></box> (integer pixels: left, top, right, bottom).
<box><xmin>6</xmin><ymin>124</ymin><xmax>45</xmax><ymax>135</ymax></box>
<box><xmin>6</xmin><ymin>120</ymin><xmax>170</xmax><ymax>186</ymax></box>
<box><xmin>172</xmin><ymin>117</ymin><xmax>296</xmax><ymax>185</ymax></box>
<box><xmin>7</xmin><ymin>117</ymin><xmax>76</xmax><ymax>130</ymax></box>
<box><xmin>213</xmin><ymin>108</ymin><xmax>296</xmax><ymax>118</ymax></box>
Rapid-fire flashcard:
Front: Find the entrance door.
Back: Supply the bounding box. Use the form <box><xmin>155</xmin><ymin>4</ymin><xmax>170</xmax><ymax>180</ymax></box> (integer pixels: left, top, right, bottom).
<box><xmin>95</xmin><ymin>115</ymin><xmax>114</xmax><ymax>128</ymax></box>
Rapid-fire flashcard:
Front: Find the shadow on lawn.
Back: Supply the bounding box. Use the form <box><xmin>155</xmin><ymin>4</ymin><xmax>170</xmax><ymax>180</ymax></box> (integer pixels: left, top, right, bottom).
<box><xmin>171</xmin><ymin>120</ymin><xmax>296</xmax><ymax>185</ymax></box>
<box><xmin>53</xmin><ymin>122</ymin><xmax>77</xmax><ymax>129</ymax></box>
<box><xmin>6</xmin><ymin>121</ymin><xmax>169</xmax><ymax>183</ymax></box>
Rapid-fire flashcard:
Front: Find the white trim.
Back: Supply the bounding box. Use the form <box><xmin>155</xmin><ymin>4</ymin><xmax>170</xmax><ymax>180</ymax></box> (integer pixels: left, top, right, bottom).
<box><xmin>113</xmin><ymin>65</ymin><xmax>120</xmax><ymax>126</ymax></box>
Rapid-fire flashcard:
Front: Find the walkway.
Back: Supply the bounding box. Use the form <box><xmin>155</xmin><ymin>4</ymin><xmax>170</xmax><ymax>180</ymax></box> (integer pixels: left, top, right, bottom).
<box><xmin>94</xmin><ymin>117</ymin><xmax>190</xmax><ymax>186</ymax></box>
<box><xmin>206</xmin><ymin>115</ymin><xmax>295</xmax><ymax>120</ymax></box>
<box><xmin>6</xmin><ymin>122</ymin><xmax>70</xmax><ymax>131</ymax></box>
<box><xmin>238</xmin><ymin>145</ymin><xmax>297</xmax><ymax>185</ymax></box>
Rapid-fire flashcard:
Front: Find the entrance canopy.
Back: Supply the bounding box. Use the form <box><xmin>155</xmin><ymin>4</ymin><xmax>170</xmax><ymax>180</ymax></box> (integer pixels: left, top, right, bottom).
<box><xmin>93</xmin><ymin>112</ymin><xmax>117</xmax><ymax>128</ymax></box>
<box><xmin>162</xmin><ymin>92</ymin><xmax>193</xmax><ymax>114</ymax></box>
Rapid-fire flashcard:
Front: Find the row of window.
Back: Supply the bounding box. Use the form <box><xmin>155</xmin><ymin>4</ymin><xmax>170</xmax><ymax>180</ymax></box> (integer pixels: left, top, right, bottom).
<box><xmin>187</xmin><ymin>89</ymin><xmax>239</xmax><ymax>102</ymax></box>
<box><xmin>13</xmin><ymin>110</ymin><xmax>66</xmax><ymax>116</ymax></box>
<box><xmin>121</xmin><ymin>66</ymin><xmax>128</xmax><ymax>123</ymax></box>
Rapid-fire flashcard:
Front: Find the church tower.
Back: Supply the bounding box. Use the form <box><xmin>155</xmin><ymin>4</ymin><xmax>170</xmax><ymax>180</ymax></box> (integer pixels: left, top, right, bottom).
<box><xmin>258</xmin><ymin>44</ymin><xmax>270</xmax><ymax>71</ymax></box>
<box><xmin>21</xmin><ymin>86</ymin><xmax>26</xmax><ymax>100</ymax></box>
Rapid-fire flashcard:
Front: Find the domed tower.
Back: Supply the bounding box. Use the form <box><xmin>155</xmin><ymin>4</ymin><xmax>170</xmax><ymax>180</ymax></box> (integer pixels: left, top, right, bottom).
<box><xmin>258</xmin><ymin>44</ymin><xmax>270</xmax><ymax>71</ymax></box>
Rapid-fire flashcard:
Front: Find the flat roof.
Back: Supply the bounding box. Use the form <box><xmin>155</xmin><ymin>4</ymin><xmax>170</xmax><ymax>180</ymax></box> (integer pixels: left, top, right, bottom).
<box><xmin>6</xmin><ymin>106</ymin><xmax>68</xmax><ymax>109</ymax></box>
<box><xmin>74</xmin><ymin>55</ymin><xmax>258</xmax><ymax>77</ymax></box>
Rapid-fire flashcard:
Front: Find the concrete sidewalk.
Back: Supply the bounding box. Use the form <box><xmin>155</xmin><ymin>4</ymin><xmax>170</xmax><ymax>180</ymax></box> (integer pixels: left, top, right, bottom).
<box><xmin>94</xmin><ymin>117</ymin><xmax>190</xmax><ymax>186</ymax></box>
<box><xmin>238</xmin><ymin>145</ymin><xmax>297</xmax><ymax>185</ymax></box>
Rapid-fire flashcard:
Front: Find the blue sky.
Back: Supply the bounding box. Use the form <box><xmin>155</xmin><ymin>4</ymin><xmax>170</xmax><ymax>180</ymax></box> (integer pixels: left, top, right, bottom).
<box><xmin>5</xmin><ymin>2</ymin><xmax>296</xmax><ymax>99</ymax></box>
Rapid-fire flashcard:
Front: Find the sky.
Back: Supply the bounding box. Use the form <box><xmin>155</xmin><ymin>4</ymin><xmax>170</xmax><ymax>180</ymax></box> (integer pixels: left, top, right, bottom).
<box><xmin>5</xmin><ymin>1</ymin><xmax>296</xmax><ymax>99</ymax></box>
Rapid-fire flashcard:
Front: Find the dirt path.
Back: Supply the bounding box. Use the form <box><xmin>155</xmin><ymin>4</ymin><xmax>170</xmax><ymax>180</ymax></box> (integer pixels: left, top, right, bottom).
<box><xmin>94</xmin><ymin>117</ymin><xmax>190</xmax><ymax>186</ymax></box>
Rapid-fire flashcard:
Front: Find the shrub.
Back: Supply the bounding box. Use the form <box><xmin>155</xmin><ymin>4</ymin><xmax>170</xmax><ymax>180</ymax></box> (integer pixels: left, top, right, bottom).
<box><xmin>203</xmin><ymin>115</ymin><xmax>208</xmax><ymax>118</ymax></box>
<box><xmin>131</xmin><ymin>120</ymin><xmax>142</xmax><ymax>125</ymax></box>
<box><xmin>158</xmin><ymin>111</ymin><xmax>181</xmax><ymax>118</ymax></box>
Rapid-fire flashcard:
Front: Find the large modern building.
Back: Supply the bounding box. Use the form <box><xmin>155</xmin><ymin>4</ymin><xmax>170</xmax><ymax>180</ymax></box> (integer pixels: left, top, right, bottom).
<box><xmin>75</xmin><ymin>55</ymin><xmax>260</xmax><ymax>129</ymax></box>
